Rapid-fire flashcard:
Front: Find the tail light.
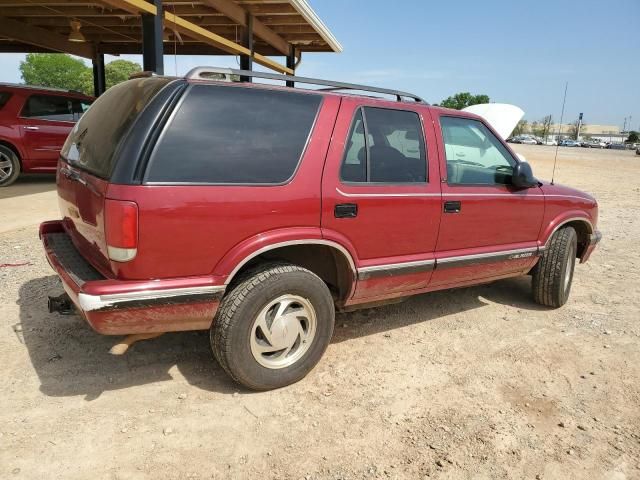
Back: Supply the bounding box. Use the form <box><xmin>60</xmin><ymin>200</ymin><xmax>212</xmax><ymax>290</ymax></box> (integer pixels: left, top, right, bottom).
<box><xmin>105</xmin><ymin>199</ymin><xmax>138</xmax><ymax>262</ymax></box>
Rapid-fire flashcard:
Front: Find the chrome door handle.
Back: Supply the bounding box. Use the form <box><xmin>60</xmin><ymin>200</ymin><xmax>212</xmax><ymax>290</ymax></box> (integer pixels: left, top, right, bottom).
<box><xmin>24</xmin><ymin>126</ymin><xmax>40</xmax><ymax>131</ymax></box>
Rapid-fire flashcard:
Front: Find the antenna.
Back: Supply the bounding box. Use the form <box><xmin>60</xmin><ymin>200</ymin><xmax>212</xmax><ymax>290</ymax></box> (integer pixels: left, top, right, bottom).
<box><xmin>551</xmin><ymin>82</ymin><xmax>568</xmax><ymax>185</ymax></box>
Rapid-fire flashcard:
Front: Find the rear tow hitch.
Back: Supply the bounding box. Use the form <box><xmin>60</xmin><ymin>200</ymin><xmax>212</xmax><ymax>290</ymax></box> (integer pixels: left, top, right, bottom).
<box><xmin>48</xmin><ymin>293</ymin><xmax>75</xmax><ymax>315</ymax></box>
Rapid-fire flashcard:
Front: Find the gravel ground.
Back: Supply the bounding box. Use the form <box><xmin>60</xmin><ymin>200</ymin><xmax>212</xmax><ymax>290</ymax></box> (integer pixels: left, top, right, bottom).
<box><xmin>1</xmin><ymin>145</ymin><xmax>639</xmax><ymax>479</ymax></box>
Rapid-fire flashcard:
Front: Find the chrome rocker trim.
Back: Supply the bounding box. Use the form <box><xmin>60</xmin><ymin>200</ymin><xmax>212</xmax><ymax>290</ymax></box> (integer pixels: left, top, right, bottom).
<box><xmin>358</xmin><ymin>259</ymin><xmax>435</xmax><ymax>280</ymax></box>
<box><xmin>356</xmin><ymin>247</ymin><xmax>541</xmax><ymax>278</ymax></box>
<box><xmin>79</xmin><ymin>285</ymin><xmax>226</xmax><ymax>312</ymax></box>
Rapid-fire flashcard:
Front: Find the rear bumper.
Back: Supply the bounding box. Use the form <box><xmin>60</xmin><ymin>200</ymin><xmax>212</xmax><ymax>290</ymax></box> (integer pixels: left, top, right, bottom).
<box><xmin>40</xmin><ymin>220</ymin><xmax>225</xmax><ymax>335</ymax></box>
<box><xmin>580</xmin><ymin>230</ymin><xmax>602</xmax><ymax>263</ymax></box>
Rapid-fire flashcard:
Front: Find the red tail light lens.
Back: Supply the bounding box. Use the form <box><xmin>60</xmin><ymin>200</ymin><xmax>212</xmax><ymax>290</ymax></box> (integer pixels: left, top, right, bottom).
<box><xmin>105</xmin><ymin>199</ymin><xmax>138</xmax><ymax>262</ymax></box>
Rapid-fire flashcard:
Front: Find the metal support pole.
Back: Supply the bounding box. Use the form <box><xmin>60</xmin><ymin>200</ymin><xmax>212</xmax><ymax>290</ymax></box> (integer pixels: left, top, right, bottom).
<box><xmin>92</xmin><ymin>52</ymin><xmax>106</xmax><ymax>97</ymax></box>
<box><xmin>142</xmin><ymin>0</ymin><xmax>164</xmax><ymax>74</ymax></box>
<box><xmin>240</xmin><ymin>14</ymin><xmax>253</xmax><ymax>81</ymax></box>
<box><xmin>286</xmin><ymin>46</ymin><xmax>295</xmax><ymax>87</ymax></box>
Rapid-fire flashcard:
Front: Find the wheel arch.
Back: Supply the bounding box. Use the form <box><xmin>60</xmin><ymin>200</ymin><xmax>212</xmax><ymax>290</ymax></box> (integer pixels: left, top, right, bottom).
<box><xmin>542</xmin><ymin>215</ymin><xmax>593</xmax><ymax>260</ymax></box>
<box><xmin>222</xmin><ymin>239</ymin><xmax>357</xmax><ymax>302</ymax></box>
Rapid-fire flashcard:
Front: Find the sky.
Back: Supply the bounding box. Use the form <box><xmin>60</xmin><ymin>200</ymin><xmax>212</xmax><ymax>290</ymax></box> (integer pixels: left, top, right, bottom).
<box><xmin>1</xmin><ymin>0</ymin><xmax>638</xmax><ymax>129</ymax></box>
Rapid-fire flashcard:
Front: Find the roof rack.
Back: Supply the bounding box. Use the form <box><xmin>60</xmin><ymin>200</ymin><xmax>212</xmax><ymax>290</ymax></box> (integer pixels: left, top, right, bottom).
<box><xmin>185</xmin><ymin>67</ymin><xmax>426</xmax><ymax>103</ymax></box>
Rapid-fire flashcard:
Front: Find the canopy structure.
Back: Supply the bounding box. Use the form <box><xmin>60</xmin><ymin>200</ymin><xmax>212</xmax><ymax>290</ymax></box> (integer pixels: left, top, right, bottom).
<box><xmin>0</xmin><ymin>0</ymin><xmax>342</xmax><ymax>95</ymax></box>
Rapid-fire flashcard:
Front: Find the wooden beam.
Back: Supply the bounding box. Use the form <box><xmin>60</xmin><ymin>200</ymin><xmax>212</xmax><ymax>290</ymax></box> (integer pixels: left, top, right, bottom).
<box><xmin>163</xmin><ymin>11</ymin><xmax>292</xmax><ymax>74</ymax></box>
<box><xmin>0</xmin><ymin>15</ymin><xmax>93</xmax><ymax>58</ymax></box>
<box><xmin>98</xmin><ymin>0</ymin><xmax>156</xmax><ymax>15</ymax></box>
<box><xmin>201</xmin><ymin>0</ymin><xmax>289</xmax><ymax>55</ymax></box>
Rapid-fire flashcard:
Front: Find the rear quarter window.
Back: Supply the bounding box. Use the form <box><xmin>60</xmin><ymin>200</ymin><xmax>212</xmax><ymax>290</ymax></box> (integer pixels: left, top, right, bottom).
<box><xmin>145</xmin><ymin>84</ymin><xmax>322</xmax><ymax>184</ymax></box>
<box><xmin>61</xmin><ymin>77</ymin><xmax>172</xmax><ymax>179</ymax></box>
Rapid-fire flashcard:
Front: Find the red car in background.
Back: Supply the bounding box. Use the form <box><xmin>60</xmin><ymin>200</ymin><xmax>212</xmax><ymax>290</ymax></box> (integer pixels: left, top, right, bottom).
<box><xmin>0</xmin><ymin>84</ymin><xmax>94</xmax><ymax>187</ymax></box>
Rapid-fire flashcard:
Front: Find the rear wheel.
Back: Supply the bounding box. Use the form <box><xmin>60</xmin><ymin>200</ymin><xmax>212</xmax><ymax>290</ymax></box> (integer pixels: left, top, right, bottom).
<box><xmin>0</xmin><ymin>145</ymin><xmax>20</xmax><ymax>187</ymax></box>
<box><xmin>532</xmin><ymin>226</ymin><xmax>577</xmax><ymax>308</ymax></box>
<box><xmin>211</xmin><ymin>263</ymin><xmax>335</xmax><ymax>390</ymax></box>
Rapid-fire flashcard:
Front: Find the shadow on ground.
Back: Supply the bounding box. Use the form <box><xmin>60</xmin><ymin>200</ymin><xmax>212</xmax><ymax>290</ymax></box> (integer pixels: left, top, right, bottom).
<box><xmin>0</xmin><ymin>174</ymin><xmax>55</xmax><ymax>200</ymax></box>
<box><xmin>18</xmin><ymin>274</ymin><xmax>546</xmax><ymax>400</ymax></box>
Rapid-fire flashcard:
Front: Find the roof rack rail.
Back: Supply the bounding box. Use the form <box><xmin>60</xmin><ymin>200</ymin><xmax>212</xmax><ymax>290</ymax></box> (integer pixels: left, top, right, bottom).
<box><xmin>185</xmin><ymin>67</ymin><xmax>426</xmax><ymax>103</ymax></box>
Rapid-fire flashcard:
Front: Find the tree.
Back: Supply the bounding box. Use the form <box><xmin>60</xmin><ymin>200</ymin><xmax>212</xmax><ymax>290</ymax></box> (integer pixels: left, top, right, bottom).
<box><xmin>530</xmin><ymin>121</ymin><xmax>542</xmax><ymax>138</ymax></box>
<box><xmin>20</xmin><ymin>53</ymin><xmax>92</xmax><ymax>94</ymax></box>
<box><xmin>438</xmin><ymin>92</ymin><xmax>490</xmax><ymax>110</ymax></box>
<box><xmin>105</xmin><ymin>59</ymin><xmax>142</xmax><ymax>88</ymax></box>
<box><xmin>513</xmin><ymin>120</ymin><xmax>529</xmax><ymax>136</ymax></box>
<box><xmin>20</xmin><ymin>53</ymin><xmax>142</xmax><ymax>96</ymax></box>
<box><xmin>540</xmin><ymin>115</ymin><xmax>553</xmax><ymax>140</ymax></box>
<box><xmin>627</xmin><ymin>131</ymin><xmax>639</xmax><ymax>143</ymax></box>
<box><xmin>567</xmin><ymin>120</ymin><xmax>585</xmax><ymax>140</ymax></box>
<box><xmin>531</xmin><ymin>115</ymin><xmax>553</xmax><ymax>140</ymax></box>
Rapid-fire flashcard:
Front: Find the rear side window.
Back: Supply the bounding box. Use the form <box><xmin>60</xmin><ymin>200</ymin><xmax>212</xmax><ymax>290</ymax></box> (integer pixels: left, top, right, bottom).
<box><xmin>341</xmin><ymin>107</ymin><xmax>426</xmax><ymax>183</ymax></box>
<box><xmin>0</xmin><ymin>92</ymin><xmax>11</xmax><ymax>109</ymax></box>
<box><xmin>146</xmin><ymin>85</ymin><xmax>322</xmax><ymax>184</ymax></box>
<box><xmin>61</xmin><ymin>77</ymin><xmax>171</xmax><ymax>179</ymax></box>
<box><xmin>21</xmin><ymin>94</ymin><xmax>91</xmax><ymax>122</ymax></box>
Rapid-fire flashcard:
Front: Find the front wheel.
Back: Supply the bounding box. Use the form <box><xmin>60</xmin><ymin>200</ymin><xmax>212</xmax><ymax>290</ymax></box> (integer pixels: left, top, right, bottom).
<box><xmin>210</xmin><ymin>263</ymin><xmax>335</xmax><ymax>390</ymax></box>
<box><xmin>532</xmin><ymin>226</ymin><xmax>577</xmax><ymax>308</ymax></box>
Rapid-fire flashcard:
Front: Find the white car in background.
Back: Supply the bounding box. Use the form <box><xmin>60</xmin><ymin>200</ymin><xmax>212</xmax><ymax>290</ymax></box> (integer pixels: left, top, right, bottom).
<box><xmin>581</xmin><ymin>140</ymin><xmax>607</xmax><ymax>148</ymax></box>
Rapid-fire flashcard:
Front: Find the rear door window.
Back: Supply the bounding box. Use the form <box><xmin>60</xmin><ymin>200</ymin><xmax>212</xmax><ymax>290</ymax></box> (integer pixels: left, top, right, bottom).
<box><xmin>340</xmin><ymin>107</ymin><xmax>427</xmax><ymax>183</ymax></box>
<box><xmin>145</xmin><ymin>84</ymin><xmax>322</xmax><ymax>184</ymax></box>
<box><xmin>21</xmin><ymin>94</ymin><xmax>77</xmax><ymax>122</ymax></box>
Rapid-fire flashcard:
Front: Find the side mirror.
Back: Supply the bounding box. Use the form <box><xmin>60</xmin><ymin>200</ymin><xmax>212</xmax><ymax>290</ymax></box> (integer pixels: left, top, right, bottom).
<box><xmin>512</xmin><ymin>161</ymin><xmax>538</xmax><ymax>189</ymax></box>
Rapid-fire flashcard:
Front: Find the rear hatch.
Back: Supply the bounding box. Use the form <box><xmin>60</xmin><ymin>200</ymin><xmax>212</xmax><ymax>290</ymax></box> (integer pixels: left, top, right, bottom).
<box><xmin>57</xmin><ymin>77</ymin><xmax>173</xmax><ymax>277</ymax></box>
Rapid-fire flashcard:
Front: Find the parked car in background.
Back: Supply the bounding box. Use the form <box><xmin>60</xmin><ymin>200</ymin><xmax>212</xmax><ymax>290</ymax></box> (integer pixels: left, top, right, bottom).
<box><xmin>508</xmin><ymin>135</ymin><xmax>537</xmax><ymax>145</ymax></box>
<box><xmin>543</xmin><ymin>139</ymin><xmax>558</xmax><ymax>146</ymax></box>
<box><xmin>607</xmin><ymin>143</ymin><xmax>626</xmax><ymax>150</ymax></box>
<box><xmin>581</xmin><ymin>140</ymin><xmax>606</xmax><ymax>148</ymax></box>
<box><xmin>40</xmin><ymin>68</ymin><xmax>601</xmax><ymax>390</ymax></box>
<box><xmin>636</xmin><ymin>147</ymin><xmax>640</xmax><ymax>155</ymax></box>
<box><xmin>560</xmin><ymin>139</ymin><xmax>581</xmax><ymax>147</ymax></box>
<box><xmin>0</xmin><ymin>84</ymin><xmax>94</xmax><ymax>187</ymax></box>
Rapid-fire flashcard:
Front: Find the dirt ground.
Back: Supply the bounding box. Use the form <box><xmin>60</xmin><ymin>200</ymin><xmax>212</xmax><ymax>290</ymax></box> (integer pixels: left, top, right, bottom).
<box><xmin>1</xmin><ymin>145</ymin><xmax>639</xmax><ymax>480</ymax></box>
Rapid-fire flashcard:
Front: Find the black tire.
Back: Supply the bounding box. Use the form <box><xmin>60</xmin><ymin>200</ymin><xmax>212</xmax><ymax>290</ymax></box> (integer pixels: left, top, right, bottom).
<box><xmin>211</xmin><ymin>262</ymin><xmax>335</xmax><ymax>390</ymax></box>
<box><xmin>532</xmin><ymin>226</ymin><xmax>578</xmax><ymax>308</ymax></box>
<box><xmin>0</xmin><ymin>145</ymin><xmax>21</xmax><ymax>187</ymax></box>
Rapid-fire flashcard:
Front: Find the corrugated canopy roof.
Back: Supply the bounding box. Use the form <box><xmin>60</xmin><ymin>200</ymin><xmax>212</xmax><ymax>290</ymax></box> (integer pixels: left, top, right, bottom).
<box><xmin>0</xmin><ymin>0</ymin><xmax>341</xmax><ymax>73</ymax></box>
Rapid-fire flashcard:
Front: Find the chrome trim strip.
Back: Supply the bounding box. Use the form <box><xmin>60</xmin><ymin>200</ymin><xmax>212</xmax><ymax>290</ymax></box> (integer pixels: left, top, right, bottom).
<box><xmin>436</xmin><ymin>247</ymin><xmax>539</xmax><ymax>265</ymax></box>
<box><xmin>357</xmin><ymin>259</ymin><xmax>435</xmax><ymax>281</ymax></box>
<box><xmin>336</xmin><ymin>187</ymin><xmax>440</xmax><ymax>198</ymax></box>
<box><xmin>79</xmin><ymin>285</ymin><xmax>225</xmax><ymax>312</ymax></box>
<box><xmin>224</xmin><ymin>239</ymin><xmax>357</xmax><ymax>285</ymax></box>
<box><xmin>358</xmin><ymin>259</ymin><xmax>435</xmax><ymax>274</ymax></box>
<box><xmin>337</xmin><ymin>189</ymin><xmax>590</xmax><ymax>201</ymax></box>
<box><xmin>355</xmin><ymin>247</ymin><xmax>541</xmax><ymax>279</ymax></box>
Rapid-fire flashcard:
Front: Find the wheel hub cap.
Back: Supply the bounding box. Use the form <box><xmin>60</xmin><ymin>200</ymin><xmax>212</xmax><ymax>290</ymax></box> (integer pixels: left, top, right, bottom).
<box><xmin>0</xmin><ymin>152</ymin><xmax>13</xmax><ymax>181</ymax></box>
<box><xmin>250</xmin><ymin>294</ymin><xmax>316</xmax><ymax>369</ymax></box>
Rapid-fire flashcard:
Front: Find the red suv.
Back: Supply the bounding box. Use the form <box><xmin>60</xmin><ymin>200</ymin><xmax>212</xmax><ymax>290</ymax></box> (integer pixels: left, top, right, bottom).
<box><xmin>41</xmin><ymin>68</ymin><xmax>601</xmax><ymax>390</ymax></box>
<box><xmin>0</xmin><ymin>84</ymin><xmax>94</xmax><ymax>186</ymax></box>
